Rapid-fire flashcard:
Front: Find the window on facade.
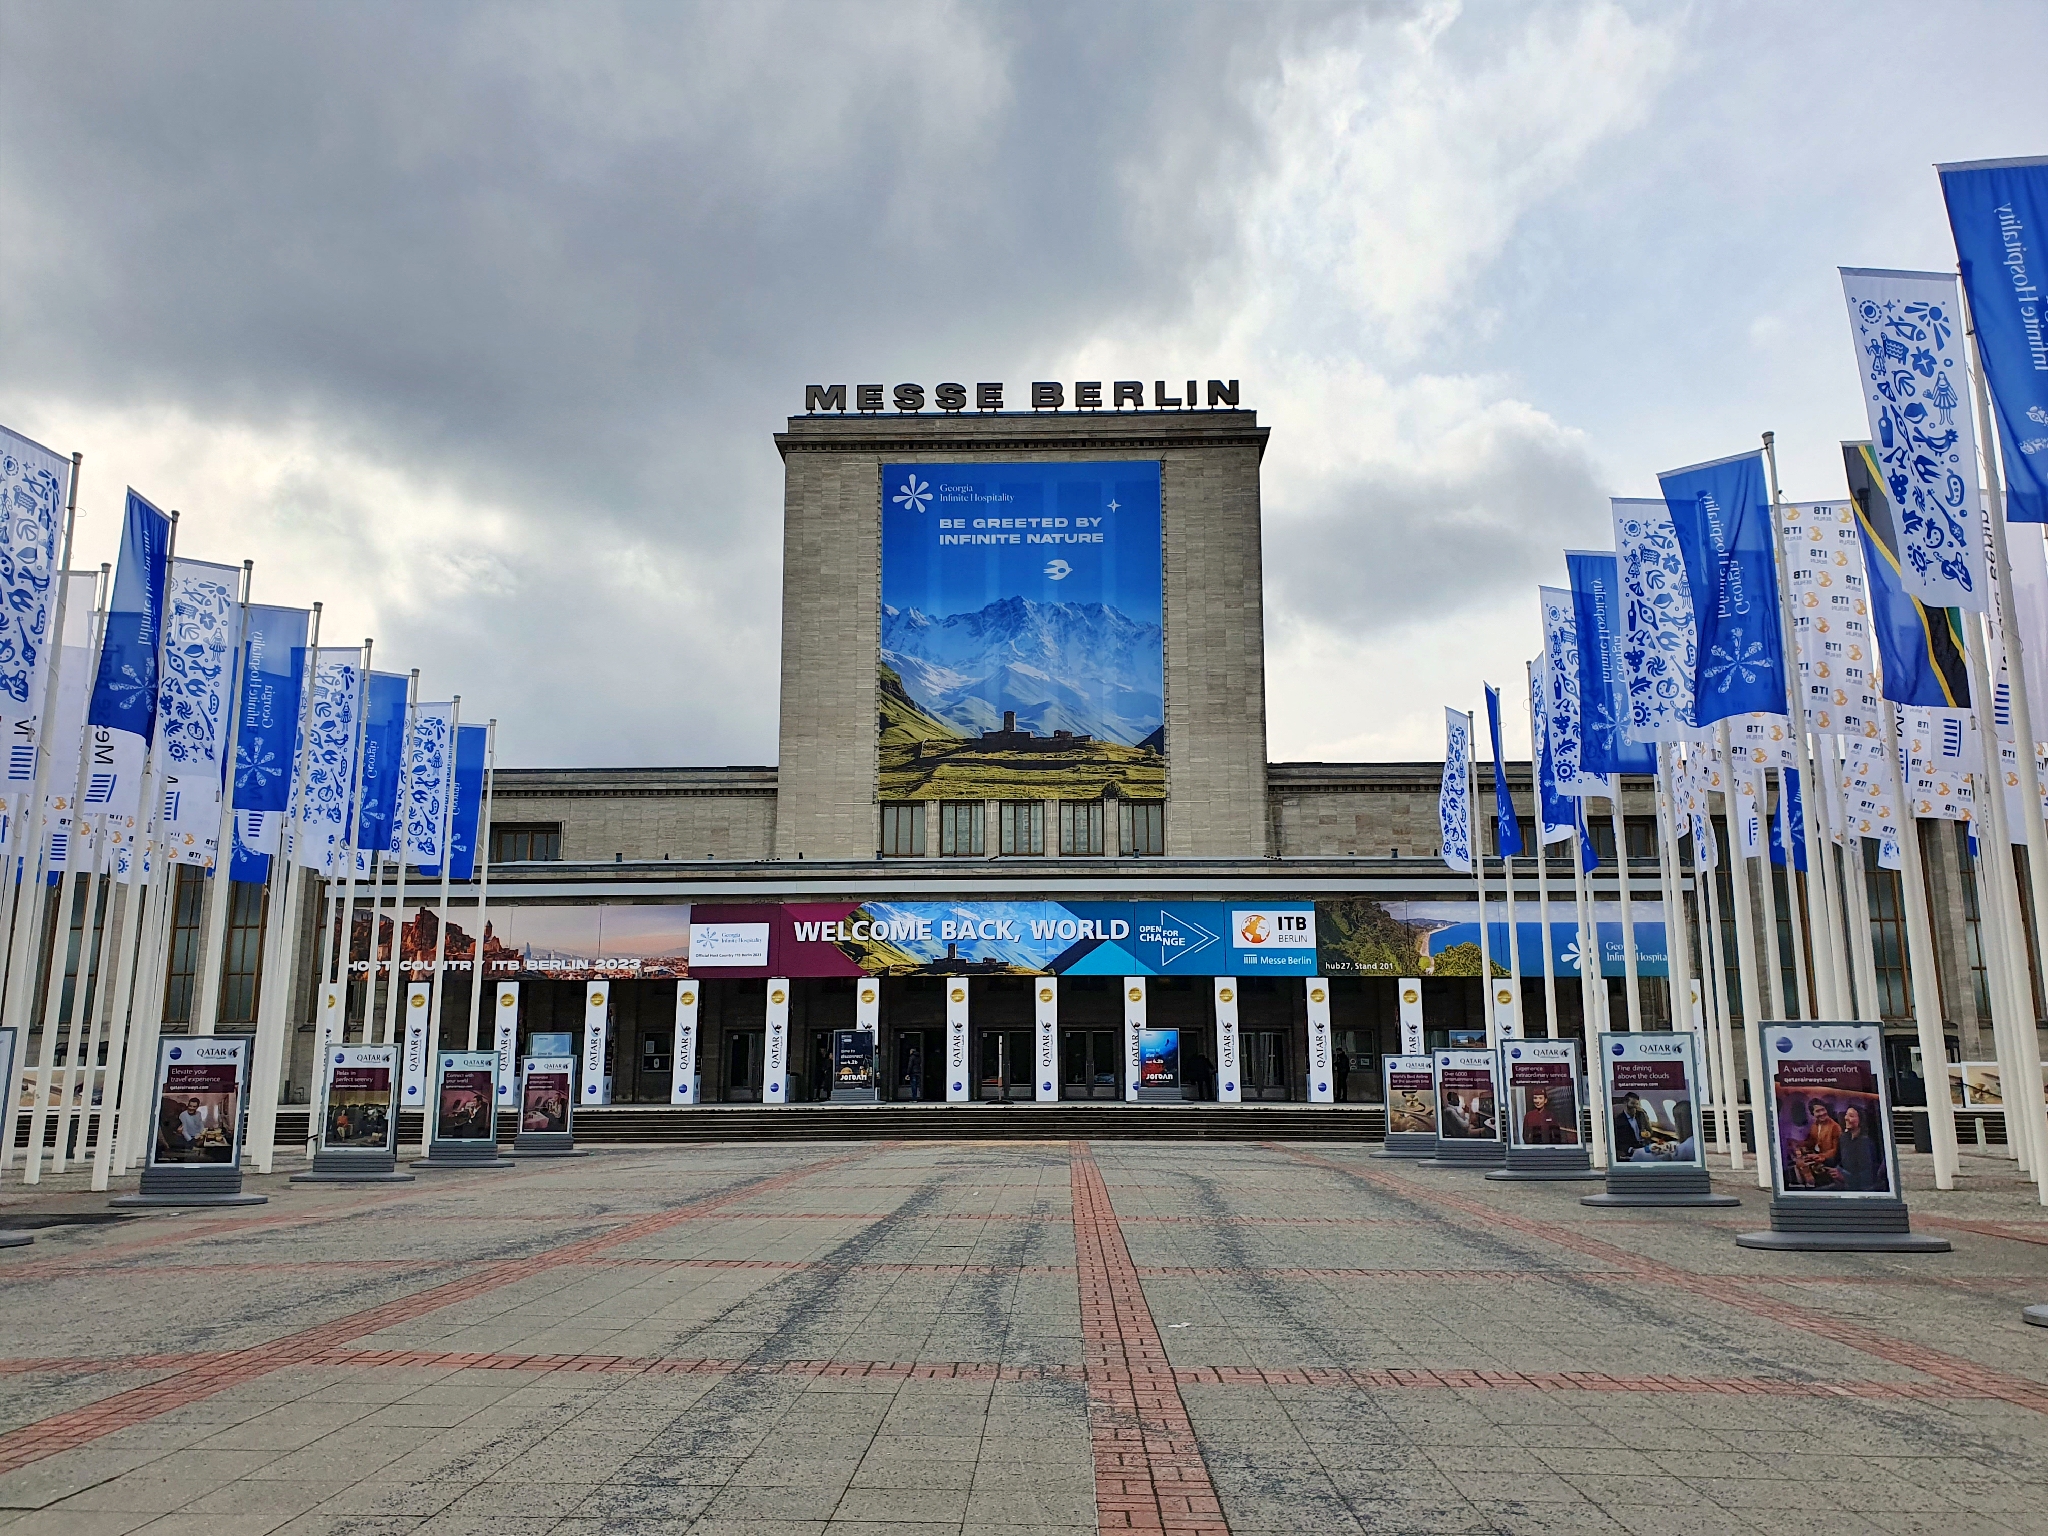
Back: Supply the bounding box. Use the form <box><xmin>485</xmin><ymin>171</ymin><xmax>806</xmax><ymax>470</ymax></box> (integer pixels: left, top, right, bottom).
<box><xmin>938</xmin><ymin>800</ymin><xmax>985</xmax><ymax>857</ymax></box>
<box><xmin>1862</xmin><ymin>840</ymin><xmax>1911</xmax><ymax>1022</ymax></box>
<box><xmin>161</xmin><ymin>865</ymin><xmax>208</xmax><ymax>1024</ymax></box>
<box><xmin>218</xmin><ymin>880</ymin><xmax>268</xmax><ymax>1025</ymax></box>
<box><xmin>1587</xmin><ymin>815</ymin><xmax>1659</xmax><ymax>864</ymax></box>
<box><xmin>1118</xmin><ymin>800</ymin><xmax>1165</xmax><ymax>857</ymax></box>
<box><xmin>999</xmin><ymin>800</ymin><xmax>1044</xmax><ymax>856</ymax></box>
<box><xmin>491</xmin><ymin>822</ymin><xmax>561</xmax><ymax>862</ymax></box>
<box><xmin>880</xmin><ymin>802</ymin><xmax>926</xmax><ymax>858</ymax></box>
<box><xmin>1059</xmin><ymin>800</ymin><xmax>1104</xmax><ymax>856</ymax></box>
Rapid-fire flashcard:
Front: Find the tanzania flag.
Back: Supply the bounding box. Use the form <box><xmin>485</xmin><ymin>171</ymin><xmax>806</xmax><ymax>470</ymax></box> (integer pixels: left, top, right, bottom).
<box><xmin>1845</xmin><ymin>442</ymin><xmax>1970</xmax><ymax>708</ymax></box>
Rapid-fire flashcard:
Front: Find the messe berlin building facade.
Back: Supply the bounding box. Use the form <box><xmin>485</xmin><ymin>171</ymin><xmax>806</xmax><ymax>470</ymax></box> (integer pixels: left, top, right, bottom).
<box><xmin>207</xmin><ymin>392</ymin><xmax>2010</xmax><ymax>1106</ymax></box>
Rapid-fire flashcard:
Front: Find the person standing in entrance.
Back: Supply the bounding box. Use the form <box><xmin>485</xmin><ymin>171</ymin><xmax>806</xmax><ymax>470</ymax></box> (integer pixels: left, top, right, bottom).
<box><xmin>1333</xmin><ymin>1048</ymin><xmax>1350</xmax><ymax>1103</ymax></box>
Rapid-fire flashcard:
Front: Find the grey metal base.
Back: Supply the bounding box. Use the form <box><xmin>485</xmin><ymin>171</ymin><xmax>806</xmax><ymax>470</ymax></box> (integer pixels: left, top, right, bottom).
<box><xmin>1488</xmin><ymin>1145</ymin><xmax>1602</xmax><ymax>1182</ymax></box>
<box><xmin>1734</xmin><ymin>1195</ymin><xmax>1949</xmax><ymax>1252</ymax></box>
<box><xmin>1583</xmin><ymin>1163</ymin><xmax>1741</xmax><ymax>1207</ymax></box>
<box><xmin>1420</xmin><ymin>1139</ymin><xmax>1506</xmax><ymax>1170</ymax></box>
<box><xmin>1371</xmin><ymin>1132</ymin><xmax>1437</xmax><ymax>1160</ymax></box>
<box><xmin>292</xmin><ymin>1147</ymin><xmax>413</xmax><ymax>1184</ymax></box>
<box><xmin>114</xmin><ymin>1163</ymin><xmax>266</xmax><ymax>1207</ymax></box>
<box><xmin>2023</xmin><ymin>1304</ymin><xmax>2048</xmax><ymax>1328</ymax></box>
<box><xmin>511</xmin><ymin>1130</ymin><xmax>582</xmax><ymax>1156</ymax></box>
<box><xmin>411</xmin><ymin>1139</ymin><xmax>514</xmax><ymax>1170</ymax></box>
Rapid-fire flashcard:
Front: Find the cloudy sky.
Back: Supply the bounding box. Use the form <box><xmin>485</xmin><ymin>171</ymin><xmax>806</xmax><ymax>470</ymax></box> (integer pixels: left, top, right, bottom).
<box><xmin>3</xmin><ymin>0</ymin><xmax>2043</xmax><ymax>768</ymax></box>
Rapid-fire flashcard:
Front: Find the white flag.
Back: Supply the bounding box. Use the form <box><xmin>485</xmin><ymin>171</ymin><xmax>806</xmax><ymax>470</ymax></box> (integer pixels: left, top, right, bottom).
<box><xmin>1611</xmin><ymin>497</ymin><xmax>1701</xmax><ymax>742</ymax></box>
<box><xmin>0</xmin><ymin>427</ymin><xmax>70</xmax><ymax>743</ymax></box>
<box><xmin>157</xmin><ymin>558</ymin><xmax>242</xmax><ymax>868</ymax></box>
<box><xmin>404</xmin><ymin>702</ymin><xmax>455</xmax><ymax>865</ymax></box>
<box><xmin>293</xmin><ymin>648</ymin><xmax>362</xmax><ymax>874</ymax></box>
<box><xmin>1840</xmin><ymin>267</ymin><xmax>1986</xmax><ymax>613</ymax></box>
<box><xmin>1439</xmin><ymin>707</ymin><xmax>1472</xmax><ymax>874</ymax></box>
<box><xmin>1779</xmin><ymin>500</ymin><xmax>1882</xmax><ymax>739</ymax></box>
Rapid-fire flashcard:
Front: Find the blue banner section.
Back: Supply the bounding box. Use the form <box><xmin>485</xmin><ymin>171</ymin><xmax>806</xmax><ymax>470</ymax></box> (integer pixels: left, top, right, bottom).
<box><xmin>1566</xmin><ymin>551</ymin><xmax>1655</xmax><ymax>777</ymax></box>
<box><xmin>1772</xmin><ymin>767</ymin><xmax>1808</xmax><ymax>871</ymax></box>
<box><xmin>230</xmin><ymin>816</ymin><xmax>268</xmax><ymax>884</ymax></box>
<box><xmin>1658</xmin><ymin>452</ymin><xmax>1784</xmax><ymax>724</ymax></box>
<box><xmin>86</xmin><ymin>490</ymin><xmax>171</xmax><ymax>740</ymax></box>
<box><xmin>1422</xmin><ymin>919</ymin><xmax>1669</xmax><ymax>978</ymax></box>
<box><xmin>422</xmin><ymin>724</ymin><xmax>487</xmax><ymax>882</ymax></box>
<box><xmin>1941</xmin><ymin>158</ymin><xmax>2048</xmax><ymax>523</ymax></box>
<box><xmin>232</xmin><ymin>606</ymin><xmax>310</xmax><ymax>811</ymax></box>
<box><xmin>355</xmin><ymin>672</ymin><xmax>409</xmax><ymax>855</ymax></box>
<box><xmin>1484</xmin><ymin>683</ymin><xmax>1522</xmax><ymax>856</ymax></box>
<box><xmin>1531</xmin><ymin>664</ymin><xmax>1574</xmax><ymax>843</ymax></box>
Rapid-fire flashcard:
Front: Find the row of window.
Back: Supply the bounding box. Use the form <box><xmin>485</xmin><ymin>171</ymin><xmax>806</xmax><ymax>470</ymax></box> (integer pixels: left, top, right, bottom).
<box><xmin>884</xmin><ymin>800</ymin><xmax>1166</xmax><ymax>858</ymax></box>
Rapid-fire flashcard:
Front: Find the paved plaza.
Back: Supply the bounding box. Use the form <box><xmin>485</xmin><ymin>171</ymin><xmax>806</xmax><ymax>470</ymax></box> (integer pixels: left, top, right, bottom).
<box><xmin>0</xmin><ymin>1140</ymin><xmax>2045</xmax><ymax>1535</ymax></box>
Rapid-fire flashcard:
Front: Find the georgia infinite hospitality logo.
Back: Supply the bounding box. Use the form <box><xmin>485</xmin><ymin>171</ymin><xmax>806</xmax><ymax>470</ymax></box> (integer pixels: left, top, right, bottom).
<box><xmin>893</xmin><ymin>475</ymin><xmax>931</xmax><ymax>514</ymax></box>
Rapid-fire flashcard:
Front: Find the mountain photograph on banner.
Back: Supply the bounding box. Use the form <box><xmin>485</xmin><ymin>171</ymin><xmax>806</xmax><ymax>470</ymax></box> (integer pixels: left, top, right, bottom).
<box><xmin>878</xmin><ymin>461</ymin><xmax>1164</xmax><ymax>800</ymax></box>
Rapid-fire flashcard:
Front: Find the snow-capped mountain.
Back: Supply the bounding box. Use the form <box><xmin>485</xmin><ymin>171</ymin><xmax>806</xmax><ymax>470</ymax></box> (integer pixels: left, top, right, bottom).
<box><xmin>882</xmin><ymin>596</ymin><xmax>1163</xmax><ymax>746</ymax></box>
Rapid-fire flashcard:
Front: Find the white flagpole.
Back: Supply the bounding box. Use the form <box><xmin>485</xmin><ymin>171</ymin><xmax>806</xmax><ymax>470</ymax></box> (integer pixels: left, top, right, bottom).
<box><xmin>1502</xmin><ymin>839</ymin><xmax>1523</xmax><ymax>1037</ymax></box>
<box><xmin>1570</xmin><ymin>806</ymin><xmax>1601</xmax><ymax>1037</ymax></box>
<box><xmin>1654</xmin><ymin>747</ymin><xmax>1694</xmax><ymax>1045</ymax></box>
<box><xmin>1806</xmin><ymin>740</ymin><xmax>1857</xmax><ymax>1015</ymax></box>
<box><xmin>1697</xmin><ymin>838</ymin><xmax>1743</xmax><ymax>1168</ymax></box>
<box><xmin>1609</xmin><ymin>781</ymin><xmax>1641</xmax><ymax>1029</ymax></box>
<box><xmin>424</xmin><ymin>696</ymin><xmax>462</xmax><ymax>1090</ymax></box>
<box><xmin>1714</xmin><ymin>720</ymin><xmax>1771</xmax><ymax>1186</ymax></box>
<box><xmin>358</xmin><ymin>854</ymin><xmax>384</xmax><ymax>1040</ymax></box>
<box><xmin>1967</xmin><ymin>807</ymin><xmax>2032</xmax><ymax>1171</ymax></box>
<box><xmin>307</xmin><ymin>641</ymin><xmax>372</xmax><ymax>1157</ymax></box>
<box><xmin>25</xmin><ymin>564</ymin><xmax>112</xmax><ymax>1184</ymax></box>
<box><xmin>1530</xmin><ymin>666</ymin><xmax>1558</xmax><ymax>1039</ymax></box>
<box><xmin>1470</xmin><ymin>709</ymin><xmax>1493</xmax><ymax>1043</ymax></box>
<box><xmin>380</xmin><ymin>672</ymin><xmax>420</xmax><ymax>1050</ymax></box>
<box><xmin>245</xmin><ymin>603</ymin><xmax>321</xmax><ymax>1175</ymax></box>
<box><xmin>1776</xmin><ymin>768</ymin><xmax>1814</xmax><ymax>1018</ymax></box>
<box><xmin>464</xmin><ymin>719</ymin><xmax>497</xmax><ymax>1051</ymax></box>
<box><xmin>51</xmin><ymin>824</ymin><xmax>112</xmax><ymax>1174</ymax></box>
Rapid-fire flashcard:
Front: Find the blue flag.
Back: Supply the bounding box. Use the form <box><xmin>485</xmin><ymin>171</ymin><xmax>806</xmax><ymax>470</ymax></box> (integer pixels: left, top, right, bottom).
<box><xmin>1940</xmin><ymin>157</ymin><xmax>2048</xmax><ymax>523</ymax></box>
<box><xmin>86</xmin><ymin>490</ymin><xmax>172</xmax><ymax>740</ymax></box>
<box><xmin>355</xmin><ymin>672</ymin><xmax>409</xmax><ymax>855</ymax></box>
<box><xmin>232</xmin><ymin>606</ymin><xmax>311</xmax><ymax>812</ymax></box>
<box><xmin>1565</xmin><ymin>550</ymin><xmax>1656</xmax><ymax>778</ymax></box>
<box><xmin>1771</xmin><ymin>767</ymin><xmax>1808</xmax><ymax>872</ymax></box>
<box><xmin>1847</xmin><ymin>443</ymin><xmax>1971</xmax><ymax>708</ymax></box>
<box><xmin>1574</xmin><ymin>794</ymin><xmax>1600</xmax><ymax>873</ymax></box>
<box><xmin>1658</xmin><ymin>452</ymin><xmax>1785</xmax><ymax>724</ymax></box>
<box><xmin>422</xmin><ymin>724</ymin><xmax>487</xmax><ymax>882</ymax></box>
<box><xmin>1530</xmin><ymin>661</ymin><xmax>1573</xmax><ymax>843</ymax></box>
<box><xmin>1483</xmin><ymin>683</ymin><xmax>1522</xmax><ymax>857</ymax></box>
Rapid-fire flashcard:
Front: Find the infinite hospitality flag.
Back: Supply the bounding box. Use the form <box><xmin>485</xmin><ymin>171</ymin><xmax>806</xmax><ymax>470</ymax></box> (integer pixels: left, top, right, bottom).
<box><xmin>404</xmin><ymin>702</ymin><xmax>455</xmax><ymax>866</ymax></box>
<box><xmin>422</xmin><ymin>723</ymin><xmax>488</xmax><ymax>882</ymax></box>
<box><xmin>87</xmin><ymin>491</ymin><xmax>172</xmax><ymax>745</ymax></box>
<box><xmin>0</xmin><ymin>426</ymin><xmax>69</xmax><ymax>736</ymax></box>
<box><xmin>1440</xmin><ymin>707</ymin><xmax>1472</xmax><ymax>874</ymax></box>
<box><xmin>1839</xmin><ymin>267</ymin><xmax>1986</xmax><ymax>608</ymax></box>
<box><xmin>1483</xmin><ymin>684</ymin><xmax>1522</xmax><ymax>858</ymax></box>
<box><xmin>293</xmin><ymin>648</ymin><xmax>363</xmax><ymax>874</ymax></box>
<box><xmin>233</xmin><ymin>605</ymin><xmax>311</xmax><ymax>814</ymax></box>
<box><xmin>1658</xmin><ymin>452</ymin><xmax>1786</xmax><ymax>725</ymax></box>
<box><xmin>354</xmin><ymin>671</ymin><xmax>408</xmax><ymax>857</ymax></box>
<box><xmin>1565</xmin><ymin>550</ymin><xmax>1656</xmax><ymax>778</ymax></box>
<box><xmin>156</xmin><ymin>558</ymin><xmax>242</xmax><ymax>867</ymax></box>
<box><xmin>1939</xmin><ymin>157</ymin><xmax>2048</xmax><ymax>523</ymax></box>
<box><xmin>1846</xmin><ymin>443</ymin><xmax>1971</xmax><ymax>710</ymax></box>
<box><xmin>1539</xmin><ymin>586</ymin><xmax>1593</xmax><ymax>796</ymax></box>
<box><xmin>1611</xmin><ymin>497</ymin><xmax>1699</xmax><ymax>741</ymax></box>
<box><xmin>1531</xmin><ymin>660</ymin><xmax>1574</xmax><ymax>843</ymax></box>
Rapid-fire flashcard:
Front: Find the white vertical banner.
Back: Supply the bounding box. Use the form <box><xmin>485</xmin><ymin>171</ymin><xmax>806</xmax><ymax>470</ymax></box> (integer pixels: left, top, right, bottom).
<box><xmin>581</xmin><ymin>981</ymin><xmax>611</xmax><ymax>1106</ymax></box>
<box><xmin>1123</xmin><ymin>978</ymin><xmax>1146</xmax><ymax>1101</ymax></box>
<box><xmin>1034</xmin><ymin>979</ymin><xmax>1058</xmax><ymax>1102</ymax></box>
<box><xmin>1398</xmin><ymin>978</ymin><xmax>1425</xmax><ymax>1054</ymax></box>
<box><xmin>856</xmin><ymin>979</ymin><xmax>880</xmax><ymax>1035</ymax></box>
<box><xmin>1492</xmin><ymin>978</ymin><xmax>1519</xmax><ymax>1041</ymax></box>
<box><xmin>763</xmin><ymin>978</ymin><xmax>791</xmax><ymax>1104</ymax></box>
<box><xmin>1305</xmin><ymin>979</ymin><xmax>1334</xmax><ymax>1102</ymax></box>
<box><xmin>1213</xmin><ymin>978</ymin><xmax>1242</xmax><ymax>1103</ymax></box>
<box><xmin>401</xmin><ymin>983</ymin><xmax>432</xmax><ymax>1110</ymax></box>
<box><xmin>944</xmin><ymin>982</ymin><xmax>969</xmax><ymax>1102</ymax></box>
<box><xmin>493</xmin><ymin>983</ymin><xmax>519</xmax><ymax>1109</ymax></box>
<box><xmin>672</xmin><ymin>981</ymin><xmax>699</xmax><ymax>1105</ymax></box>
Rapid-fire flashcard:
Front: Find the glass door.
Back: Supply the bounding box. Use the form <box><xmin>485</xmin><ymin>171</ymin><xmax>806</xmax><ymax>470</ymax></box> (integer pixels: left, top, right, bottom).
<box><xmin>978</xmin><ymin>1029</ymin><xmax>1035</xmax><ymax>1100</ymax></box>
<box><xmin>725</xmin><ymin>1030</ymin><xmax>764</xmax><ymax>1102</ymax></box>
<box><xmin>894</xmin><ymin>1030</ymin><xmax>935</xmax><ymax>1101</ymax></box>
<box><xmin>1244</xmin><ymin>1030</ymin><xmax>1289</xmax><ymax>1101</ymax></box>
<box><xmin>1060</xmin><ymin>1029</ymin><xmax>1123</xmax><ymax>1099</ymax></box>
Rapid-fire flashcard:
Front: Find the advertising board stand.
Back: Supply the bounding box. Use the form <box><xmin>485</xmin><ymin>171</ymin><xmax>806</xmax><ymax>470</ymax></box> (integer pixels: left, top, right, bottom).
<box><xmin>1422</xmin><ymin>1049</ymin><xmax>1504</xmax><ymax>1169</ymax></box>
<box><xmin>113</xmin><ymin>1036</ymin><xmax>266</xmax><ymax>1207</ymax></box>
<box><xmin>1583</xmin><ymin>1031</ymin><xmax>1737</xmax><ymax>1206</ymax></box>
<box><xmin>413</xmin><ymin>1051</ymin><xmax>513</xmax><ymax>1169</ymax></box>
<box><xmin>0</xmin><ymin>1026</ymin><xmax>29</xmax><ymax>1244</ymax></box>
<box><xmin>1373</xmin><ymin>1053</ymin><xmax>1437</xmax><ymax>1159</ymax></box>
<box><xmin>1735</xmin><ymin>1024</ymin><xmax>1947</xmax><ymax>1251</ymax></box>
<box><xmin>1489</xmin><ymin>1039</ymin><xmax>1600</xmax><ymax>1181</ymax></box>
<box><xmin>293</xmin><ymin>1045</ymin><xmax>412</xmax><ymax>1183</ymax></box>
<box><xmin>512</xmin><ymin>1054</ymin><xmax>584</xmax><ymax>1155</ymax></box>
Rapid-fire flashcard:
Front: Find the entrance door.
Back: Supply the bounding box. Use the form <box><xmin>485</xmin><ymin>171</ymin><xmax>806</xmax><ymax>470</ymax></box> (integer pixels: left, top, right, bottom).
<box><xmin>893</xmin><ymin>1030</ymin><xmax>938</xmax><ymax>1101</ymax></box>
<box><xmin>1244</xmin><ymin>1030</ymin><xmax>1289</xmax><ymax>1101</ymax></box>
<box><xmin>978</xmin><ymin>1029</ymin><xmax>1034</xmax><ymax>1100</ymax></box>
<box><xmin>1060</xmin><ymin>1030</ymin><xmax>1122</xmax><ymax>1100</ymax></box>
<box><xmin>725</xmin><ymin>1030</ymin><xmax>764</xmax><ymax>1102</ymax></box>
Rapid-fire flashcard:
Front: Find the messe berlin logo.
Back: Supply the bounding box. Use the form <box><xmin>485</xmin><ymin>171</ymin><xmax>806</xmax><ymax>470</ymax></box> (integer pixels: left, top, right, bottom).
<box><xmin>1043</xmin><ymin>559</ymin><xmax>1071</xmax><ymax>580</ymax></box>
<box><xmin>893</xmin><ymin>475</ymin><xmax>930</xmax><ymax>514</ymax></box>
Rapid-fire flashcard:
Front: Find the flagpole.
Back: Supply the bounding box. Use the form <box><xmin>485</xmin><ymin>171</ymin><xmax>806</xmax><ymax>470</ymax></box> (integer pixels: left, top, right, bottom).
<box><xmin>1502</xmin><ymin>838</ymin><xmax>1522</xmax><ymax>1038</ymax></box>
<box><xmin>381</xmin><ymin>672</ymin><xmax>420</xmax><ymax>1050</ymax></box>
<box><xmin>357</xmin><ymin>854</ymin><xmax>384</xmax><ymax>1040</ymax></box>
<box><xmin>1752</xmin><ymin>760</ymin><xmax>1789</xmax><ymax>1022</ymax></box>
<box><xmin>464</xmin><ymin>720</ymin><xmax>497</xmax><ymax>1051</ymax></box>
<box><xmin>307</xmin><ymin>641</ymin><xmax>372</xmax><ymax>1157</ymax></box>
<box><xmin>1806</xmin><ymin>740</ymin><xmax>1857</xmax><ymax>1014</ymax></box>
<box><xmin>1572</xmin><ymin>800</ymin><xmax>1603</xmax><ymax>1037</ymax></box>
<box><xmin>1697</xmin><ymin>836</ymin><xmax>1742</xmax><ymax>1168</ymax></box>
<box><xmin>1776</xmin><ymin>768</ymin><xmax>1814</xmax><ymax>1018</ymax></box>
<box><xmin>245</xmin><ymin>604</ymin><xmax>321</xmax><ymax>1176</ymax></box>
<box><xmin>1962</xmin><ymin>301</ymin><xmax>2048</xmax><ymax>1201</ymax></box>
<box><xmin>1608</xmin><ymin>781</ymin><xmax>1641</xmax><ymax>1029</ymax></box>
<box><xmin>1654</xmin><ymin>746</ymin><xmax>1694</xmax><ymax>1044</ymax></box>
<box><xmin>1715</xmin><ymin>719</ymin><xmax>1771</xmax><ymax>1187</ymax></box>
<box><xmin>1530</xmin><ymin>665</ymin><xmax>1558</xmax><ymax>1039</ymax></box>
<box><xmin>1470</xmin><ymin>709</ymin><xmax>1494</xmax><ymax>1044</ymax></box>
<box><xmin>1968</xmin><ymin>802</ymin><xmax>2033</xmax><ymax>1172</ymax></box>
<box><xmin>425</xmin><ymin>696</ymin><xmax>462</xmax><ymax>1095</ymax></box>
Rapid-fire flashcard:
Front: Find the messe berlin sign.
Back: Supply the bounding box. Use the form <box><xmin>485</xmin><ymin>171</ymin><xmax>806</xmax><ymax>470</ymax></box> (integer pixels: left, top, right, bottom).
<box><xmin>803</xmin><ymin>380</ymin><xmax>1242</xmax><ymax>413</ymax></box>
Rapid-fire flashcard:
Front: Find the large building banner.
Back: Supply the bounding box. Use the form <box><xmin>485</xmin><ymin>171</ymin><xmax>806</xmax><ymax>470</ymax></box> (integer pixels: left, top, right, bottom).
<box><xmin>1314</xmin><ymin>896</ymin><xmax>1667</xmax><ymax>978</ymax></box>
<box><xmin>878</xmin><ymin>461</ymin><xmax>1164</xmax><ymax>801</ymax></box>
